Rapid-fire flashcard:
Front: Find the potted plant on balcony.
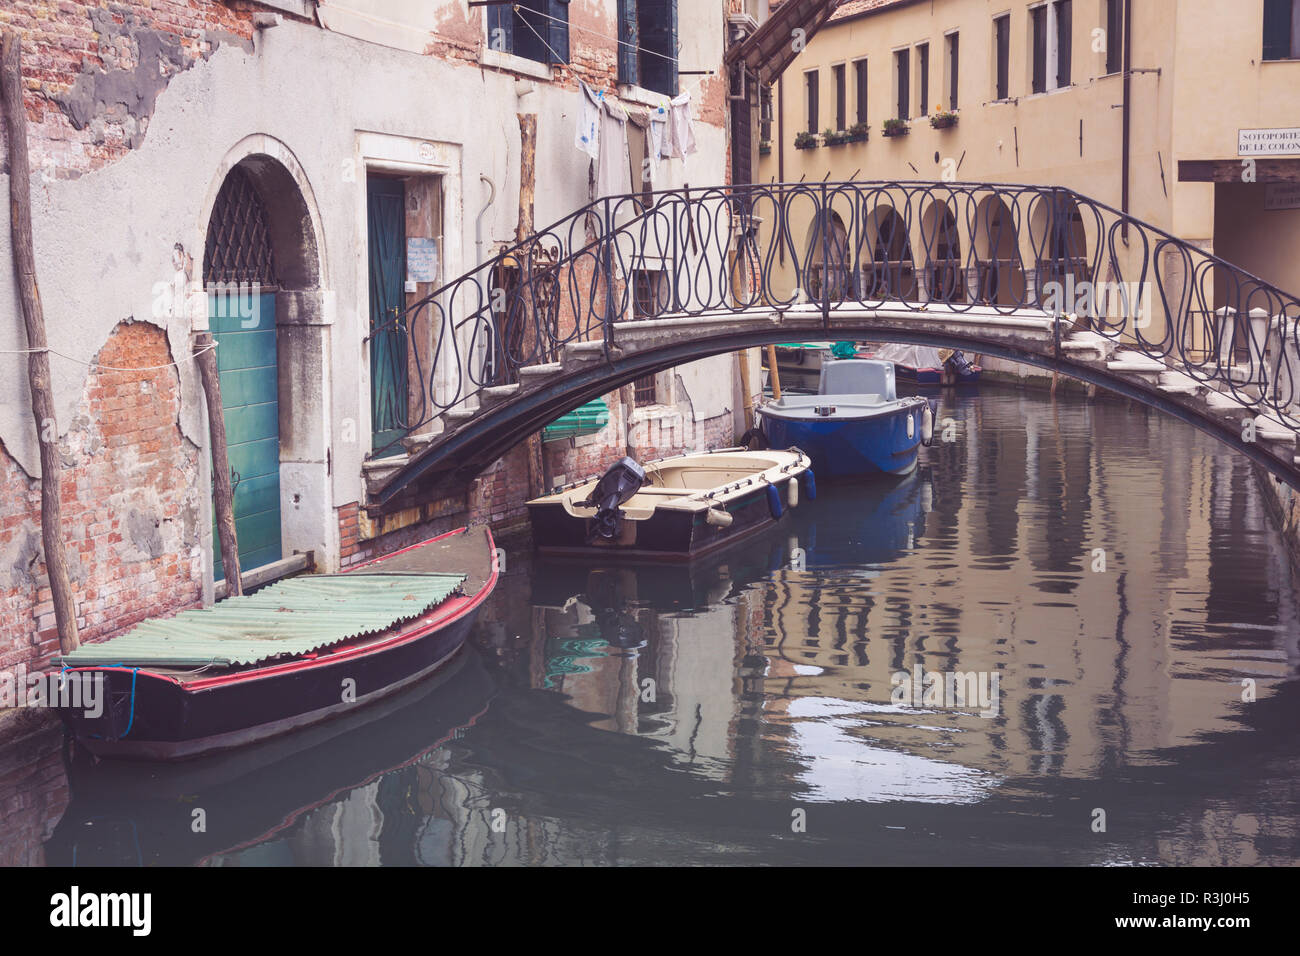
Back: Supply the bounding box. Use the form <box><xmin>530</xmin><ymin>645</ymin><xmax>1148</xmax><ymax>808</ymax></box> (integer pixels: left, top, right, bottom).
<box><xmin>794</xmin><ymin>130</ymin><xmax>819</xmax><ymax>149</ymax></box>
<box><xmin>759</xmin><ymin>140</ymin><xmax>772</xmax><ymax>155</ymax></box>
<box><xmin>846</xmin><ymin>121</ymin><xmax>869</xmax><ymax>143</ymax></box>
<box><xmin>882</xmin><ymin>117</ymin><xmax>910</xmax><ymax>138</ymax></box>
<box><xmin>824</xmin><ymin>127</ymin><xmax>850</xmax><ymax>146</ymax></box>
<box><xmin>930</xmin><ymin>106</ymin><xmax>958</xmax><ymax>129</ymax></box>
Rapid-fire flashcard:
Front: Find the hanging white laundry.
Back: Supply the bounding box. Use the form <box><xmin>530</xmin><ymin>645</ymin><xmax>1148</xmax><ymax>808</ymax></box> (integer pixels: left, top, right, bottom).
<box><xmin>667</xmin><ymin>90</ymin><xmax>697</xmax><ymax>159</ymax></box>
<box><xmin>648</xmin><ymin>103</ymin><xmax>669</xmax><ymax>166</ymax></box>
<box><xmin>575</xmin><ymin>82</ymin><xmax>602</xmax><ymax>160</ymax></box>
<box><xmin>595</xmin><ymin>97</ymin><xmax>631</xmax><ymax>199</ymax></box>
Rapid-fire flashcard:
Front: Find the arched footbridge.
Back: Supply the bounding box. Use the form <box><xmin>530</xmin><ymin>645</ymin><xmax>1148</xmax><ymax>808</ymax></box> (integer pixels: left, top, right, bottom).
<box><xmin>363</xmin><ymin>181</ymin><xmax>1300</xmax><ymax>515</ymax></box>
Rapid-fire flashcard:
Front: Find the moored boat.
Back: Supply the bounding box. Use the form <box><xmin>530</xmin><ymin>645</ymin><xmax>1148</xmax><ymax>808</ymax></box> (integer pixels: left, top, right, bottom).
<box><xmin>52</xmin><ymin>525</ymin><xmax>498</xmax><ymax>760</ymax></box>
<box><xmin>756</xmin><ymin>358</ymin><xmax>934</xmax><ymax>479</ymax></box>
<box><xmin>871</xmin><ymin>342</ymin><xmax>982</xmax><ymax>387</ymax></box>
<box><xmin>527</xmin><ymin>448</ymin><xmax>814</xmax><ymax>561</ymax></box>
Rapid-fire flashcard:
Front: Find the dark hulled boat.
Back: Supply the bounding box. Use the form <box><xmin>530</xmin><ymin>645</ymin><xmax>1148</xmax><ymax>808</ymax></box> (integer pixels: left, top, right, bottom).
<box><xmin>52</xmin><ymin>526</ymin><xmax>497</xmax><ymax>760</ymax></box>
<box><xmin>527</xmin><ymin>449</ymin><xmax>814</xmax><ymax>562</ymax></box>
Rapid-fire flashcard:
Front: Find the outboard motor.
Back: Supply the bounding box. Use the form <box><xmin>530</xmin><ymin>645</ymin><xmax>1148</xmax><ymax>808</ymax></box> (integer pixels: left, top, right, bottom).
<box><xmin>945</xmin><ymin>349</ymin><xmax>974</xmax><ymax>379</ymax></box>
<box><xmin>579</xmin><ymin>457</ymin><xmax>647</xmax><ymax>541</ymax></box>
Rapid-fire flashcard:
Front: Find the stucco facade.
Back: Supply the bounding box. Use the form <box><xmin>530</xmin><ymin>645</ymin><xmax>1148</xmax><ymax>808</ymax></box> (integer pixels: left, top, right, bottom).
<box><xmin>0</xmin><ymin>1</ymin><xmax>755</xmax><ymax>655</ymax></box>
<box><xmin>759</xmin><ymin>0</ymin><xmax>1300</xmax><ymax>314</ymax></box>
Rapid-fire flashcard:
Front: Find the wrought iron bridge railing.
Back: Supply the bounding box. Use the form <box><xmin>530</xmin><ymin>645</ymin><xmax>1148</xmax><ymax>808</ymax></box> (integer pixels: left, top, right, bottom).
<box><xmin>372</xmin><ymin>181</ymin><xmax>1300</xmax><ymax>458</ymax></box>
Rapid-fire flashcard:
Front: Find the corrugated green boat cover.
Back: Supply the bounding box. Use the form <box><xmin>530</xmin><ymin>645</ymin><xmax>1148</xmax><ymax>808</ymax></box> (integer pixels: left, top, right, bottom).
<box><xmin>543</xmin><ymin>399</ymin><xmax>609</xmax><ymax>442</ymax></box>
<box><xmin>55</xmin><ymin>573</ymin><xmax>466</xmax><ymax>669</ymax></box>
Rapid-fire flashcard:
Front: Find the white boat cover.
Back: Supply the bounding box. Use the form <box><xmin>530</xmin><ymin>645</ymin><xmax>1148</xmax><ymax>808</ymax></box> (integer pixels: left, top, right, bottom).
<box><xmin>871</xmin><ymin>343</ymin><xmax>945</xmax><ymax>369</ymax></box>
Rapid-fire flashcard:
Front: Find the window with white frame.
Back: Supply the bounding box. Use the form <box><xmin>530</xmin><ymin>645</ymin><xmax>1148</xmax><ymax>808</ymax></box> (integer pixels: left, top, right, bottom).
<box><xmin>1030</xmin><ymin>1</ymin><xmax>1071</xmax><ymax>94</ymax></box>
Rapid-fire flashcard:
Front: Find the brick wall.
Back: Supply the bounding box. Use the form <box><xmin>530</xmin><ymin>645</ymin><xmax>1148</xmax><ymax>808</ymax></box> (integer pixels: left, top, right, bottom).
<box><xmin>0</xmin><ymin>1</ymin><xmax>258</xmax><ymax>180</ymax></box>
<box><xmin>0</xmin><ymin>320</ymin><xmax>202</xmax><ymax>665</ymax></box>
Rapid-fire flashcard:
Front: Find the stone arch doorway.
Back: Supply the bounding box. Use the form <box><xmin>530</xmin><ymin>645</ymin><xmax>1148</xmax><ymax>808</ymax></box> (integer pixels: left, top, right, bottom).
<box><xmin>200</xmin><ymin>139</ymin><xmax>329</xmax><ymax>585</ymax></box>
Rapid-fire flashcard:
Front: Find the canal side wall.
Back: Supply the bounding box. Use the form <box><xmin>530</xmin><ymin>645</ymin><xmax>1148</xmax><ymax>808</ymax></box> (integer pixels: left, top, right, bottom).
<box><xmin>1254</xmin><ymin>466</ymin><xmax>1300</xmax><ymax>572</ymax></box>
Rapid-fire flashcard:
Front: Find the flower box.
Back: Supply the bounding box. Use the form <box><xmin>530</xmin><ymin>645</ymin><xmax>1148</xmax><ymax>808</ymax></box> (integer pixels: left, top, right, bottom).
<box><xmin>930</xmin><ymin>112</ymin><xmax>958</xmax><ymax>129</ymax></box>
<box><xmin>794</xmin><ymin>132</ymin><xmax>819</xmax><ymax>149</ymax></box>
<box><xmin>881</xmin><ymin>121</ymin><xmax>910</xmax><ymax>138</ymax></box>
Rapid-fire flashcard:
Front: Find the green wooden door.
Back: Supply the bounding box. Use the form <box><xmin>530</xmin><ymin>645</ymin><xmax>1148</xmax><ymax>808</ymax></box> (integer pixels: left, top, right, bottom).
<box><xmin>368</xmin><ymin>176</ymin><xmax>408</xmax><ymax>456</ymax></box>
<box><xmin>212</xmin><ymin>291</ymin><xmax>282</xmax><ymax>582</ymax></box>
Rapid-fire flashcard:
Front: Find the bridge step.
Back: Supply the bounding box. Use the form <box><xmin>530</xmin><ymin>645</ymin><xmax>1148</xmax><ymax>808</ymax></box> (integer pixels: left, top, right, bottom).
<box><xmin>480</xmin><ymin>384</ymin><xmax>522</xmax><ymax>407</ymax></box>
<box><xmin>400</xmin><ymin>431</ymin><xmax>438</xmax><ymax>454</ymax></box>
<box><xmin>1061</xmin><ymin>332</ymin><xmax>1115</xmax><ymax>362</ymax></box>
<box><xmin>518</xmin><ymin>362</ymin><xmax>563</xmax><ymax>381</ymax></box>
<box><xmin>361</xmin><ymin>455</ymin><xmax>410</xmax><ymax>494</ymax></box>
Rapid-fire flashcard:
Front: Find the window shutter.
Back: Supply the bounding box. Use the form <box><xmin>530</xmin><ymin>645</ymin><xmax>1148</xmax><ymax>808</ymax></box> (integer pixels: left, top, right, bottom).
<box><xmin>996</xmin><ymin>17</ymin><xmax>1009</xmax><ymax>99</ymax></box>
<box><xmin>618</xmin><ymin>0</ymin><xmax>639</xmax><ymax>85</ymax></box>
<box><xmin>641</xmin><ymin>0</ymin><xmax>679</xmax><ymax>96</ymax></box>
<box><xmin>855</xmin><ymin>60</ymin><xmax>868</xmax><ymax>125</ymax></box>
<box><xmin>1032</xmin><ymin>6</ymin><xmax>1047</xmax><ymax>94</ymax></box>
<box><xmin>807</xmin><ymin>72</ymin><xmax>818</xmax><ymax>134</ymax></box>
<box><xmin>487</xmin><ymin>4</ymin><xmax>513</xmax><ymax>55</ymax></box>
<box><xmin>1056</xmin><ymin>1</ymin><xmax>1072</xmax><ymax>87</ymax></box>
<box><xmin>547</xmin><ymin>0</ymin><xmax>570</xmax><ymax>65</ymax></box>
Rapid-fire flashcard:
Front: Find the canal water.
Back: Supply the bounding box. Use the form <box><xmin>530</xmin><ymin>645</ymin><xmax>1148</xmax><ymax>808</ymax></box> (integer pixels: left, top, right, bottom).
<box><xmin>26</xmin><ymin>389</ymin><xmax>1300</xmax><ymax>866</ymax></box>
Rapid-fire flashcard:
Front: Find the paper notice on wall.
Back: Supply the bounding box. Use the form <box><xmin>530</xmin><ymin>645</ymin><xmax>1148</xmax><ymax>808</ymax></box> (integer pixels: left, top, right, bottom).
<box><xmin>406</xmin><ymin>238</ymin><xmax>439</xmax><ymax>282</ymax></box>
<box><xmin>1265</xmin><ymin>183</ymin><xmax>1300</xmax><ymax>210</ymax></box>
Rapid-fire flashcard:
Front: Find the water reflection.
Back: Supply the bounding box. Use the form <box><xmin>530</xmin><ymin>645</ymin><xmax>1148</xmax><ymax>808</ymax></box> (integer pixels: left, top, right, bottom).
<box><xmin>23</xmin><ymin>391</ymin><xmax>1300</xmax><ymax>865</ymax></box>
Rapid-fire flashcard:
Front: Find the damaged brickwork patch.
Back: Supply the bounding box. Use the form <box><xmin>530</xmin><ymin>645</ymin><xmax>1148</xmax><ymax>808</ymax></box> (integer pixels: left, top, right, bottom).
<box><xmin>0</xmin><ymin>321</ymin><xmax>203</xmax><ymax>666</ymax></box>
<box><xmin>51</xmin><ymin>7</ymin><xmax>250</xmax><ymax>149</ymax></box>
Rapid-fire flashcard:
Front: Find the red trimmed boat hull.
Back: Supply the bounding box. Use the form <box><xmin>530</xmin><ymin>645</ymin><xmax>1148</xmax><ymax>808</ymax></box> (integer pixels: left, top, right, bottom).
<box><xmin>56</xmin><ymin>527</ymin><xmax>497</xmax><ymax>760</ymax></box>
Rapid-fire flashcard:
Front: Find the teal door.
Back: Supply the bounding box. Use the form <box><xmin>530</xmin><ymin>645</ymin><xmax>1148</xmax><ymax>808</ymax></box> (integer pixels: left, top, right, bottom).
<box><xmin>212</xmin><ymin>291</ymin><xmax>282</xmax><ymax>582</ymax></box>
<box><xmin>368</xmin><ymin>176</ymin><xmax>408</xmax><ymax>455</ymax></box>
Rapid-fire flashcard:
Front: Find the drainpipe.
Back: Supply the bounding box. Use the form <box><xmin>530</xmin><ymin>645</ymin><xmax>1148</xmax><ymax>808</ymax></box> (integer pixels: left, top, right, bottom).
<box><xmin>475</xmin><ymin>174</ymin><xmax>496</xmax><ymax>382</ymax></box>
<box><xmin>1121</xmin><ymin>0</ymin><xmax>1132</xmax><ymax>242</ymax></box>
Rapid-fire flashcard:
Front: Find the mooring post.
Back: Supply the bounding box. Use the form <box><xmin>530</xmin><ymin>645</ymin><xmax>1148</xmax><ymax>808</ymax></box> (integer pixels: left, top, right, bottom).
<box><xmin>2</xmin><ymin>34</ymin><xmax>80</xmax><ymax>653</ymax></box>
<box><xmin>194</xmin><ymin>331</ymin><xmax>242</xmax><ymax>597</ymax></box>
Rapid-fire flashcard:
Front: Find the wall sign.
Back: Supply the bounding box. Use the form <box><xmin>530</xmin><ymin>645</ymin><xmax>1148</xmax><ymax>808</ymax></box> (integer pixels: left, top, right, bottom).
<box><xmin>406</xmin><ymin>237</ymin><xmax>440</xmax><ymax>283</ymax></box>
<box><xmin>1265</xmin><ymin>182</ymin><xmax>1300</xmax><ymax>210</ymax></box>
<box><xmin>1238</xmin><ymin>127</ymin><xmax>1300</xmax><ymax>156</ymax></box>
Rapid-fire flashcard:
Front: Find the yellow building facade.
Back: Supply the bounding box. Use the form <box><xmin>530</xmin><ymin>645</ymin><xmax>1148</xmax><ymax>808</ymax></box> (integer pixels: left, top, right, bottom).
<box><xmin>756</xmin><ymin>0</ymin><xmax>1300</xmax><ymax>341</ymax></box>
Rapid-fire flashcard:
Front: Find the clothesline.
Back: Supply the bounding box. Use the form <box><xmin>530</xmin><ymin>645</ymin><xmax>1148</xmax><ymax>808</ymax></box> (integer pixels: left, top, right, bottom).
<box><xmin>0</xmin><ymin>342</ymin><xmax>217</xmax><ymax>372</ymax></box>
<box><xmin>514</xmin><ymin>11</ymin><xmax>714</xmax><ymax>109</ymax></box>
<box><xmin>514</xmin><ymin>2</ymin><xmax>679</xmax><ymax>66</ymax></box>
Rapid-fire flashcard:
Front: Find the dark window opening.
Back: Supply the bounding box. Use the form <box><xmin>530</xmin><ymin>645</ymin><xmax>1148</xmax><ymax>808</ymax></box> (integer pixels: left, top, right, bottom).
<box><xmin>488</xmin><ymin>1</ymin><xmax>570</xmax><ymax>66</ymax></box>
<box><xmin>1031</xmin><ymin>5</ymin><xmax>1048</xmax><ymax>94</ymax></box>
<box><xmin>994</xmin><ymin>15</ymin><xmax>1010</xmax><ymax>99</ymax></box>
<box><xmin>1263</xmin><ymin>0</ymin><xmax>1300</xmax><ymax>59</ymax></box>
<box><xmin>1105</xmin><ymin>0</ymin><xmax>1123</xmax><ymax>74</ymax></box>
<box><xmin>833</xmin><ymin>63</ymin><xmax>847</xmax><ymax>130</ymax></box>
<box><xmin>806</xmin><ymin>70</ymin><xmax>819</xmax><ymax>134</ymax></box>
<box><xmin>618</xmin><ymin>0</ymin><xmax>679</xmax><ymax>95</ymax></box>
<box><xmin>1056</xmin><ymin>0</ymin><xmax>1072</xmax><ymax>88</ymax></box>
<box><xmin>854</xmin><ymin>59</ymin><xmax>869</xmax><ymax>125</ymax></box>
<box><xmin>917</xmin><ymin>43</ymin><xmax>930</xmax><ymax>115</ymax></box>
<box><xmin>759</xmin><ymin>84</ymin><xmax>773</xmax><ymax>142</ymax></box>
<box><xmin>947</xmin><ymin>33</ymin><xmax>959</xmax><ymax>109</ymax></box>
<box><xmin>895</xmin><ymin>49</ymin><xmax>910</xmax><ymax>119</ymax></box>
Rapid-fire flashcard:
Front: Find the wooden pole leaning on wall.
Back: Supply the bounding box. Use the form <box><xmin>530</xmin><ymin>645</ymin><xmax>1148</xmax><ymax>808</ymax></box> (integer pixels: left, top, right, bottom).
<box><xmin>194</xmin><ymin>331</ymin><xmax>242</xmax><ymax>597</ymax></box>
<box><xmin>517</xmin><ymin>111</ymin><xmax>547</xmax><ymax>498</ymax></box>
<box><xmin>2</xmin><ymin>34</ymin><xmax>79</xmax><ymax>653</ymax></box>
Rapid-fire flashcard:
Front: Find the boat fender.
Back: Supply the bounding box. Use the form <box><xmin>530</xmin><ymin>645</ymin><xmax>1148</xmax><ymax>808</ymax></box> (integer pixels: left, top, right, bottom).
<box><xmin>801</xmin><ymin>469</ymin><xmax>817</xmax><ymax>500</ymax></box>
<box><xmin>906</xmin><ymin>412</ymin><xmax>915</xmax><ymax>440</ymax></box>
<box><xmin>766</xmin><ymin>482</ymin><xmax>784</xmax><ymax>519</ymax></box>
<box><xmin>787</xmin><ymin>477</ymin><xmax>799</xmax><ymax>508</ymax></box>
<box><xmin>921</xmin><ymin>401</ymin><xmax>935</xmax><ymax>446</ymax></box>
<box><xmin>706</xmin><ymin>506</ymin><xmax>734</xmax><ymax>528</ymax></box>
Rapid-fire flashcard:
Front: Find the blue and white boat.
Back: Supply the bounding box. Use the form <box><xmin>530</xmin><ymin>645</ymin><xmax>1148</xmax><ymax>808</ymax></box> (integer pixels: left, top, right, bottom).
<box><xmin>756</xmin><ymin>358</ymin><xmax>934</xmax><ymax>479</ymax></box>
